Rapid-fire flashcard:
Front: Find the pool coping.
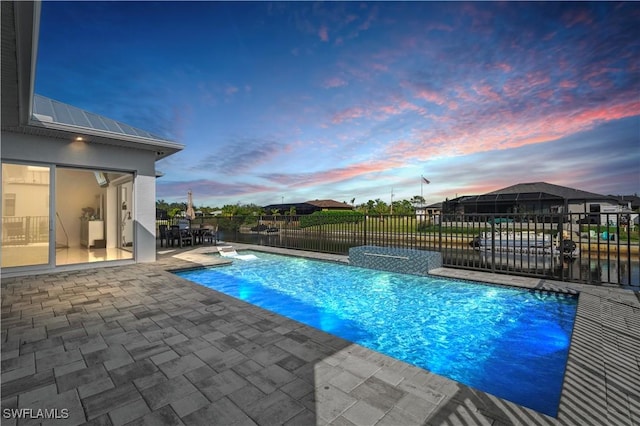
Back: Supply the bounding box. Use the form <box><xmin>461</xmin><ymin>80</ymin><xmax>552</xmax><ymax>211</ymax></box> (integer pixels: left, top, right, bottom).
<box><xmin>165</xmin><ymin>243</ymin><xmax>640</xmax><ymax>425</ymax></box>
<box><xmin>1</xmin><ymin>243</ymin><xmax>638</xmax><ymax>425</ymax></box>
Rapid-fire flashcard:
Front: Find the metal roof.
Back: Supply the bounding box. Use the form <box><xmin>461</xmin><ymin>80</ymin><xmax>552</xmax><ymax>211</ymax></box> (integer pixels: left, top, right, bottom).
<box><xmin>32</xmin><ymin>94</ymin><xmax>175</xmax><ymax>144</ymax></box>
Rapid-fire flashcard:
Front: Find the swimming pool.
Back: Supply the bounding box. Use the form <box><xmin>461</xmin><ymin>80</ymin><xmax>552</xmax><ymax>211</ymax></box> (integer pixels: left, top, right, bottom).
<box><xmin>175</xmin><ymin>251</ymin><xmax>578</xmax><ymax>416</ymax></box>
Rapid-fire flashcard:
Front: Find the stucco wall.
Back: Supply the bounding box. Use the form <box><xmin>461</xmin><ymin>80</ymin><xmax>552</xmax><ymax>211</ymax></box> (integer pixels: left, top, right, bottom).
<box><xmin>1</xmin><ymin>131</ymin><xmax>156</xmax><ymax>176</ymax></box>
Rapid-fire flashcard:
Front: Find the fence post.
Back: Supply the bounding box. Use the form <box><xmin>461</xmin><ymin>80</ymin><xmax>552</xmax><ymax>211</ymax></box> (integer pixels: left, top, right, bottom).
<box><xmin>438</xmin><ymin>214</ymin><xmax>442</xmax><ymax>257</ymax></box>
<box><xmin>625</xmin><ymin>213</ymin><xmax>632</xmax><ymax>285</ymax></box>
<box><xmin>557</xmin><ymin>215</ymin><xmax>565</xmax><ymax>281</ymax></box>
<box><xmin>490</xmin><ymin>218</ymin><xmax>496</xmax><ymax>273</ymax></box>
<box><xmin>363</xmin><ymin>215</ymin><xmax>368</xmax><ymax>246</ymax></box>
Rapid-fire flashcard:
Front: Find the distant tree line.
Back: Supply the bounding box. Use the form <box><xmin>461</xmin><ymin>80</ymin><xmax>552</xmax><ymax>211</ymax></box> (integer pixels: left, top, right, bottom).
<box><xmin>157</xmin><ymin>195</ymin><xmax>429</xmax><ymax>218</ymax></box>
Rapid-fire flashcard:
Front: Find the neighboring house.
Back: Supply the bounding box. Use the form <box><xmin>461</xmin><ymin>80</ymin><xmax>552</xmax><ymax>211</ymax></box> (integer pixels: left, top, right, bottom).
<box><xmin>264</xmin><ymin>199</ymin><xmax>353</xmax><ymax>215</ymax></box>
<box><xmin>442</xmin><ymin>182</ymin><xmax>628</xmax><ymax>221</ymax></box>
<box><xmin>416</xmin><ymin>202</ymin><xmax>442</xmax><ymax>223</ymax></box>
<box><xmin>608</xmin><ymin>195</ymin><xmax>640</xmax><ymax>212</ymax></box>
<box><xmin>1</xmin><ymin>2</ymin><xmax>183</xmax><ymax>275</ymax></box>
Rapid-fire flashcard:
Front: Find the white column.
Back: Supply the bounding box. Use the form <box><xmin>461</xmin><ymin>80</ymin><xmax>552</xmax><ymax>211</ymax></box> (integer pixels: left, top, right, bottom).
<box><xmin>134</xmin><ymin>174</ymin><xmax>156</xmax><ymax>263</ymax></box>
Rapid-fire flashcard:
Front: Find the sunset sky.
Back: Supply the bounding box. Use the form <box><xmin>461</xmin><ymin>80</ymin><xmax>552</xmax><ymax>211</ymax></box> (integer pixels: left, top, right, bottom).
<box><xmin>35</xmin><ymin>2</ymin><xmax>639</xmax><ymax>208</ymax></box>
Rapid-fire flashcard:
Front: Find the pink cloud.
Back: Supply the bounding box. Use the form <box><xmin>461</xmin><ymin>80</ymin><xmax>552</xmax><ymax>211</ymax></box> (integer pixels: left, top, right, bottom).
<box><xmin>472</xmin><ymin>84</ymin><xmax>502</xmax><ymax>103</ymax></box>
<box><xmin>331</xmin><ymin>106</ymin><xmax>368</xmax><ymax>123</ymax></box>
<box><xmin>377</xmin><ymin>100</ymin><xmax>425</xmax><ymax>118</ymax></box>
<box><xmin>345</xmin><ymin>14</ymin><xmax>358</xmax><ymax>24</ymax></box>
<box><xmin>414</xmin><ymin>89</ymin><xmax>448</xmax><ymax>106</ymax></box>
<box><xmin>562</xmin><ymin>8</ymin><xmax>594</xmax><ymax>28</ymax></box>
<box><xmin>384</xmin><ymin>98</ymin><xmax>640</xmax><ymax>162</ymax></box>
<box><xmin>558</xmin><ymin>80</ymin><xmax>578</xmax><ymax>89</ymax></box>
<box><xmin>323</xmin><ymin>77</ymin><xmax>347</xmax><ymax>88</ymax></box>
<box><xmin>157</xmin><ymin>179</ymin><xmax>273</xmax><ymax>199</ymax></box>
<box><xmin>357</xmin><ymin>5</ymin><xmax>377</xmax><ymax>31</ymax></box>
<box><xmin>495</xmin><ymin>63</ymin><xmax>512</xmax><ymax>73</ymax></box>
<box><xmin>426</xmin><ymin>23</ymin><xmax>453</xmax><ymax>32</ymax></box>
<box><xmin>318</xmin><ymin>25</ymin><xmax>329</xmax><ymax>42</ymax></box>
<box><xmin>371</xmin><ymin>63</ymin><xmax>388</xmax><ymax>72</ymax></box>
<box><xmin>502</xmin><ymin>72</ymin><xmax>551</xmax><ymax>98</ymax></box>
<box><xmin>331</xmin><ymin>97</ymin><xmax>428</xmax><ymax>125</ymax></box>
<box><xmin>537</xmin><ymin>89</ymin><xmax>555</xmax><ymax>100</ymax></box>
<box><xmin>262</xmin><ymin>159</ymin><xmax>404</xmax><ymax>188</ymax></box>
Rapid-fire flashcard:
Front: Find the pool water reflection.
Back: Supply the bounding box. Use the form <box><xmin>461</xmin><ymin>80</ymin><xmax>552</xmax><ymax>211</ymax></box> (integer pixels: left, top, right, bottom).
<box><xmin>176</xmin><ymin>251</ymin><xmax>578</xmax><ymax>417</ymax></box>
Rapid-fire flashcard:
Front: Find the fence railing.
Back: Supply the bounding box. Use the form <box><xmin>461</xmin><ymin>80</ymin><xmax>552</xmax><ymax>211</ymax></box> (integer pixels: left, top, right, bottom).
<box><xmin>158</xmin><ymin>212</ymin><xmax>639</xmax><ymax>286</ymax></box>
<box><xmin>2</xmin><ymin>216</ymin><xmax>49</xmax><ymax>245</ymax></box>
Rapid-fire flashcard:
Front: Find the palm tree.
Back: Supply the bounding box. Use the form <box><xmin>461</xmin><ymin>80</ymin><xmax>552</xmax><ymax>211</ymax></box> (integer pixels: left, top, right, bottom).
<box><xmin>410</xmin><ymin>195</ymin><xmax>426</xmax><ymax>207</ymax></box>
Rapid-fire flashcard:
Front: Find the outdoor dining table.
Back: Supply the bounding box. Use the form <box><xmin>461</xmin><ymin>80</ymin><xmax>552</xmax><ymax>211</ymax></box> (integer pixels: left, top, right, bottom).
<box><xmin>186</xmin><ymin>226</ymin><xmax>217</xmax><ymax>245</ymax></box>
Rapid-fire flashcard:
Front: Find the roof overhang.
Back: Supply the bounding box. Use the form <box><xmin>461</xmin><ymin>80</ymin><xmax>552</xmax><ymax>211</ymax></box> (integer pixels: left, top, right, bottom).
<box><xmin>1</xmin><ymin>1</ymin><xmax>39</xmax><ymax>127</ymax></box>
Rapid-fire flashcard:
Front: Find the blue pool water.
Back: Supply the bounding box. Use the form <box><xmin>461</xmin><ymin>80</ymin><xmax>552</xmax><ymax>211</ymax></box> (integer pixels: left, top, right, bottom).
<box><xmin>176</xmin><ymin>251</ymin><xmax>578</xmax><ymax>416</ymax></box>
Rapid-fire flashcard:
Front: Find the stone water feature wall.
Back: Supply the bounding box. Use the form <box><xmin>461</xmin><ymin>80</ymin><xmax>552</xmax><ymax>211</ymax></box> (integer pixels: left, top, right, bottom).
<box><xmin>348</xmin><ymin>245</ymin><xmax>442</xmax><ymax>276</ymax></box>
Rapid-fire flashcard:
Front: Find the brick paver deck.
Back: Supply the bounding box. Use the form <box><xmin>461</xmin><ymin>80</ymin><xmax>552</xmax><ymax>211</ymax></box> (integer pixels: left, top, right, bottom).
<box><xmin>2</xmin><ymin>244</ymin><xmax>638</xmax><ymax>425</ymax></box>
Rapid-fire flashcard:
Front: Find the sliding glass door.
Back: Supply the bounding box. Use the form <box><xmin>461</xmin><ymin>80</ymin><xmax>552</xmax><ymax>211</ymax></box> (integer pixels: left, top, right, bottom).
<box><xmin>1</xmin><ymin>163</ymin><xmax>52</xmax><ymax>268</ymax></box>
<box><xmin>55</xmin><ymin>167</ymin><xmax>134</xmax><ymax>266</ymax></box>
<box><xmin>2</xmin><ymin>163</ymin><xmax>135</xmax><ymax>271</ymax></box>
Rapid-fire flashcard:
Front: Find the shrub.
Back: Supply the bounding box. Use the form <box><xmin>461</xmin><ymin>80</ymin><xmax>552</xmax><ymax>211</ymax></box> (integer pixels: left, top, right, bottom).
<box><xmin>299</xmin><ymin>210</ymin><xmax>364</xmax><ymax>228</ymax></box>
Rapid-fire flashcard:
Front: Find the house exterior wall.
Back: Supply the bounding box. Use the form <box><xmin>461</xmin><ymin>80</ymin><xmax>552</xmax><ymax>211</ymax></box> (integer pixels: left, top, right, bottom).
<box><xmin>2</xmin><ymin>130</ymin><xmax>159</xmax><ymax>266</ymax></box>
<box><xmin>566</xmin><ymin>201</ymin><xmax>618</xmax><ymax>214</ymax></box>
<box><xmin>1</xmin><ymin>131</ymin><xmax>156</xmax><ymax>175</ymax></box>
<box><xmin>3</xmin><ymin>182</ymin><xmax>49</xmax><ymax>217</ymax></box>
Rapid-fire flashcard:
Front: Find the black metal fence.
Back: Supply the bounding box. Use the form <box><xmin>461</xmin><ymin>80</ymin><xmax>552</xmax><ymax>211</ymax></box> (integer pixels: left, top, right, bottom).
<box><xmin>158</xmin><ymin>212</ymin><xmax>639</xmax><ymax>286</ymax></box>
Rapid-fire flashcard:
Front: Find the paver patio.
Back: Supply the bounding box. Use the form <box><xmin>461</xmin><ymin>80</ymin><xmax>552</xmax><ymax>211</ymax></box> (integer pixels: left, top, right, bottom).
<box><xmin>2</xmin><ymin>244</ymin><xmax>639</xmax><ymax>425</ymax></box>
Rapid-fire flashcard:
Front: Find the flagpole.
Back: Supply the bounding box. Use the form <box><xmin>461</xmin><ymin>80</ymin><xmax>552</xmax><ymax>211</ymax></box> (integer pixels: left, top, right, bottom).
<box><xmin>390</xmin><ymin>188</ymin><xmax>394</xmax><ymax>215</ymax></box>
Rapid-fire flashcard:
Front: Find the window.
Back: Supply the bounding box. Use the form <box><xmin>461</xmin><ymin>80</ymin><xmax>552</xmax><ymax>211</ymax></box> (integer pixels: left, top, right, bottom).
<box><xmin>3</xmin><ymin>193</ymin><xmax>16</xmax><ymax>216</ymax></box>
<box><xmin>2</xmin><ymin>194</ymin><xmax>16</xmax><ymax>216</ymax></box>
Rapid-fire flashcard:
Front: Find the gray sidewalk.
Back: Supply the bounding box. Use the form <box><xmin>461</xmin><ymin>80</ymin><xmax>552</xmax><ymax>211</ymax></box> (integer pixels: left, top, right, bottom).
<box><xmin>2</xmin><ymin>245</ymin><xmax>639</xmax><ymax>425</ymax></box>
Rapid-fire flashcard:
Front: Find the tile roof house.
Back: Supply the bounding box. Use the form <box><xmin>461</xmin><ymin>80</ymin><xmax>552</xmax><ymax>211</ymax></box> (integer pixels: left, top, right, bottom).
<box><xmin>263</xmin><ymin>199</ymin><xmax>353</xmax><ymax>215</ymax></box>
<box><xmin>1</xmin><ymin>2</ymin><xmax>184</xmax><ymax>276</ymax></box>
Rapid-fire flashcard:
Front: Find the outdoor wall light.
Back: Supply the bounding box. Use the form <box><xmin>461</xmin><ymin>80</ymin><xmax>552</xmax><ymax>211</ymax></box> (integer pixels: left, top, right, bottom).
<box><xmin>70</xmin><ymin>137</ymin><xmax>87</xmax><ymax>151</ymax></box>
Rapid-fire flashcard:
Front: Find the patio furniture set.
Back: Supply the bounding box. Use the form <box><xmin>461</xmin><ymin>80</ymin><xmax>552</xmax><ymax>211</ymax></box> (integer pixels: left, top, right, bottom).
<box><xmin>158</xmin><ymin>223</ymin><xmax>217</xmax><ymax>248</ymax></box>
